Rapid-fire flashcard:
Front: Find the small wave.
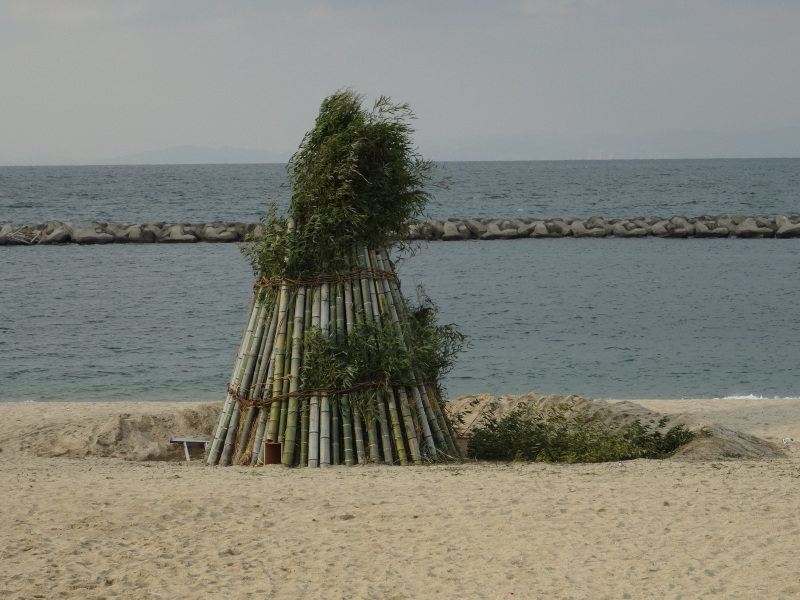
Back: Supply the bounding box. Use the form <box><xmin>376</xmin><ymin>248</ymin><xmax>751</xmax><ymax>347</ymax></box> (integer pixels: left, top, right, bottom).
<box><xmin>718</xmin><ymin>394</ymin><xmax>798</xmax><ymax>400</ymax></box>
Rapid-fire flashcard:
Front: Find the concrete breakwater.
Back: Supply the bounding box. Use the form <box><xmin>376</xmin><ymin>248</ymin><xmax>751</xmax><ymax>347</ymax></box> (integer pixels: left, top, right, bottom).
<box><xmin>2</xmin><ymin>215</ymin><xmax>800</xmax><ymax>245</ymax></box>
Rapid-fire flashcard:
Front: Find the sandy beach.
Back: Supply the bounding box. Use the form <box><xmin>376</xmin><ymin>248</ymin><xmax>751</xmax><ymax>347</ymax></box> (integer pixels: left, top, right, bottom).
<box><xmin>2</xmin><ymin>397</ymin><xmax>799</xmax><ymax>599</ymax></box>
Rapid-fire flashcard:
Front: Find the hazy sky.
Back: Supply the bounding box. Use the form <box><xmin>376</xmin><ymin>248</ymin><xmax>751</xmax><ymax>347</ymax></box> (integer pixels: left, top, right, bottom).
<box><xmin>2</xmin><ymin>0</ymin><xmax>799</xmax><ymax>163</ymax></box>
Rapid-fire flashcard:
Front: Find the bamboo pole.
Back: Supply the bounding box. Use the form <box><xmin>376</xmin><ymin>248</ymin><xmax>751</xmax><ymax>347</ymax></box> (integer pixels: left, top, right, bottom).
<box><xmin>397</xmin><ymin>386</ymin><xmax>422</xmax><ymax>464</ymax></box>
<box><xmin>282</xmin><ymin>287</ymin><xmax>306</xmax><ymax>466</ymax></box>
<box><xmin>235</xmin><ymin>299</ymin><xmax>280</xmax><ymax>464</ymax></box>
<box><xmin>427</xmin><ymin>383</ymin><xmax>460</xmax><ymax>456</ymax></box>
<box><xmin>372</xmin><ymin>249</ymin><xmax>437</xmax><ymax>457</ymax></box>
<box><xmin>358</xmin><ymin>247</ymin><xmax>394</xmax><ymax>463</ymax></box>
<box><xmin>277</xmin><ymin>300</ymin><xmax>295</xmax><ymax>444</ymax></box>
<box><xmin>386</xmin><ymin>388</ymin><xmax>409</xmax><ymax>465</ymax></box>
<box><xmin>299</xmin><ymin>297</ymin><xmax>312</xmax><ymax>466</ymax></box>
<box><xmin>308</xmin><ymin>287</ymin><xmax>322</xmax><ymax>467</ymax></box>
<box><xmin>366</xmin><ymin>412</ymin><xmax>380</xmax><ymax>461</ymax></box>
<box><xmin>248</xmin><ymin>306</ymin><xmax>283</xmax><ymax>465</ymax></box>
<box><xmin>341</xmin><ymin>394</ymin><xmax>355</xmax><ymax>466</ymax></box>
<box><xmin>379</xmin><ymin>250</ymin><xmax>458</xmax><ymax>454</ymax></box>
<box><xmin>219</xmin><ymin>293</ymin><xmax>270</xmax><ymax>466</ymax></box>
<box><xmin>376</xmin><ymin>391</ymin><xmax>394</xmax><ymax>464</ymax></box>
<box><xmin>207</xmin><ymin>289</ymin><xmax>263</xmax><ymax>465</ymax></box>
<box><xmin>330</xmin><ymin>282</ymin><xmax>343</xmax><ymax>465</ymax></box>
<box><xmin>338</xmin><ymin>281</ymin><xmax>356</xmax><ymax>465</ymax></box>
<box><xmin>219</xmin><ymin>403</ymin><xmax>241</xmax><ymax>467</ymax></box>
<box><xmin>248</xmin><ymin>350</ymin><xmax>277</xmax><ymax>465</ymax></box>
<box><xmin>335</xmin><ymin>280</ymin><xmax>345</xmax><ymax>340</ymax></box>
<box><xmin>300</xmin><ymin>398</ymin><xmax>309</xmax><ymax>466</ymax></box>
<box><xmin>362</xmin><ymin>247</ymin><xmax>384</xmax><ymax>322</ymax></box>
<box><xmin>319</xmin><ymin>283</ymin><xmax>331</xmax><ymax>467</ymax></box>
<box><xmin>331</xmin><ymin>399</ymin><xmax>340</xmax><ymax>463</ymax></box>
<box><xmin>345</xmin><ymin>277</ymin><xmax>367</xmax><ymax>464</ymax></box>
<box><xmin>266</xmin><ymin>283</ymin><xmax>291</xmax><ymax>442</ymax></box>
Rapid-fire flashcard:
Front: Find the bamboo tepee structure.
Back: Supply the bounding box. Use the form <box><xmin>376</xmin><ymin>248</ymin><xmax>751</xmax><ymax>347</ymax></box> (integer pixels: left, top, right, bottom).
<box><xmin>206</xmin><ymin>91</ymin><xmax>462</xmax><ymax>467</ymax></box>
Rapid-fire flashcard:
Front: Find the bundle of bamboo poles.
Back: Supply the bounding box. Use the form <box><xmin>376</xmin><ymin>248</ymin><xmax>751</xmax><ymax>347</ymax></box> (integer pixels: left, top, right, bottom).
<box><xmin>206</xmin><ymin>246</ymin><xmax>461</xmax><ymax>467</ymax></box>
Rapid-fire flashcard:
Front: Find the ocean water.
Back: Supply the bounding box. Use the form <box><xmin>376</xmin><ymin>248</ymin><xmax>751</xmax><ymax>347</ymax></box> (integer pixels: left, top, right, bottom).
<box><xmin>3</xmin><ymin>158</ymin><xmax>800</xmax><ymax>223</ymax></box>
<box><xmin>2</xmin><ymin>159</ymin><xmax>799</xmax><ymax>401</ymax></box>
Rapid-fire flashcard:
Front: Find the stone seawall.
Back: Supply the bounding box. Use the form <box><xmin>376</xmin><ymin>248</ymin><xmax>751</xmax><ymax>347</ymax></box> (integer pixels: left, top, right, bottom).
<box><xmin>2</xmin><ymin>215</ymin><xmax>800</xmax><ymax>245</ymax></box>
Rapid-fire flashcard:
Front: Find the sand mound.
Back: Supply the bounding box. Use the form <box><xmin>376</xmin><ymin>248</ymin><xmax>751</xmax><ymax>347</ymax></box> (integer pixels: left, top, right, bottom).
<box><xmin>446</xmin><ymin>393</ymin><xmax>783</xmax><ymax>460</ymax></box>
<box><xmin>0</xmin><ymin>401</ymin><xmax>222</xmax><ymax>461</ymax></box>
<box><xmin>0</xmin><ymin>396</ymin><xmax>786</xmax><ymax>462</ymax></box>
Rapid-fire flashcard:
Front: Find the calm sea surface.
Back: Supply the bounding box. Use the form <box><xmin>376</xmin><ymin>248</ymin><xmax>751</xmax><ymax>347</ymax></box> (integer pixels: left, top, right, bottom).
<box><xmin>2</xmin><ymin>159</ymin><xmax>799</xmax><ymax>401</ymax></box>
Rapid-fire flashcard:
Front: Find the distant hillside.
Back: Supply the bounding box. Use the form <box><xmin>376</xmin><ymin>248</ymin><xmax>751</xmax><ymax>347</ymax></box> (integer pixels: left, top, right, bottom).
<box><xmin>103</xmin><ymin>145</ymin><xmax>292</xmax><ymax>165</ymax></box>
<box><xmin>423</xmin><ymin>127</ymin><xmax>800</xmax><ymax>161</ymax></box>
<box><xmin>3</xmin><ymin>128</ymin><xmax>798</xmax><ymax>166</ymax></box>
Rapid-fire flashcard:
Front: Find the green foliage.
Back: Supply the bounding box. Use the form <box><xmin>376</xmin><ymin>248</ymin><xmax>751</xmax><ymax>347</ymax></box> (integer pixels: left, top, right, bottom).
<box><xmin>405</xmin><ymin>289</ymin><xmax>469</xmax><ymax>398</ymax></box>
<box><xmin>242</xmin><ymin>89</ymin><xmax>437</xmax><ymax>280</ymax></box>
<box><xmin>299</xmin><ymin>295</ymin><xmax>467</xmax><ymax>417</ymax></box>
<box><xmin>467</xmin><ymin>403</ymin><xmax>708</xmax><ymax>463</ymax></box>
<box><xmin>240</xmin><ymin>89</ymin><xmax>465</xmax><ymax>413</ymax></box>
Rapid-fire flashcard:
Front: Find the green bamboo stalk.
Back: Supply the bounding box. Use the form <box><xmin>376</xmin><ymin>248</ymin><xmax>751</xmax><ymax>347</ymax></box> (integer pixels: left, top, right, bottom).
<box><xmin>335</xmin><ymin>282</ymin><xmax>345</xmax><ymax>344</ymax></box>
<box><xmin>282</xmin><ymin>287</ymin><xmax>306</xmax><ymax>466</ymax></box>
<box><xmin>386</xmin><ymin>389</ymin><xmax>409</xmax><ymax>465</ymax></box>
<box><xmin>358</xmin><ymin>246</ymin><xmax>396</xmax><ymax>462</ymax></box>
<box><xmin>277</xmin><ymin>296</ymin><xmax>296</xmax><ymax>443</ymax></box>
<box><xmin>348</xmin><ymin>269</ymin><xmax>365</xmax><ymax>328</ymax></box>
<box><xmin>409</xmin><ymin>385</ymin><xmax>438</xmax><ymax>458</ymax></box>
<box><xmin>208</xmin><ymin>292</ymin><xmax>260</xmax><ymax>464</ymax></box>
<box><xmin>249</xmin><ymin>299</ymin><xmax>283</xmax><ymax>465</ymax></box>
<box><xmin>345</xmin><ymin>278</ymin><xmax>367</xmax><ymax>464</ymax></box>
<box><xmin>235</xmin><ymin>298</ymin><xmax>280</xmax><ymax>464</ymax></box>
<box><xmin>379</xmin><ymin>249</ymin><xmax>459</xmax><ymax>453</ymax></box>
<box><xmin>219</xmin><ymin>293</ymin><xmax>271</xmax><ymax>466</ymax></box>
<box><xmin>300</xmin><ymin>399</ymin><xmax>309</xmax><ymax>466</ymax></box>
<box><xmin>299</xmin><ymin>296</ymin><xmax>313</xmax><ymax>467</ymax></box>
<box><xmin>207</xmin><ymin>288</ymin><xmax>263</xmax><ymax>465</ymax></box>
<box><xmin>249</xmin><ymin>350</ymin><xmax>277</xmax><ymax>465</ymax></box>
<box><xmin>397</xmin><ymin>386</ymin><xmax>422</xmax><ymax>464</ymax></box>
<box><xmin>377</xmin><ymin>392</ymin><xmax>394</xmax><ymax>464</ymax></box>
<box><xmin>352</xmin><ymin>412</ymin><xmax>366</xmax><ymax>464</ymax></box>
<box><xmin>417</xmin><ymin>385</ymin><xmax>448</xmax><ymax>451</ymax></box>
<box><xmin>320</xmin><ymin>394</ymin><xmax>331</xmax><ymax>467</ymax></box>
<box><xmin>427</xmin><ymin>384</ymin><xmax>460</xmax><ymax>456</ymax></box>
<box><xmin>266</xmin><ymin>283</ymin><xmax>291</xmax><ymax>442</ymax></box>
<box><xmin>330</xmin><ymin>283</ymin><xmax>342</xmax><ymax>465</ymax></box>
<box><xmin>376</xmin><ymin>250</ymin><xmax>455</xmax><ymax>453</ymax></box>
<box><xmin>372</xmin><ymin>250</ymin><xmax>437</xmax><ymax>457</ymax></box>
<box><xmin>311</xmin><ymin>286</ymin><xmax>321</xmax><ymax>329</ymax></box>
<box><xmin>361</xmin><ymin>248</ymin><xmax>426</xmax><ymax>463</ymax></box>
<box><xmin>220</xmin><ymin>403</ymin><xmax>241</xmax><ymax>467</ymax></box>
<box><xmin>309</xmin><ymin>394</ymin><xmax>320</xmax><ymax>467</ymax></box>
<box><xmin>357</xmin><ymin>248</ymin><xmax>376</xmax><ymax>324</ymax></box>
<box><xmin>344</xmin><ymin>277</ymin><xmax>355</xmax><ymax>336</ymax></box>
<box><xmin>331</xmin><ymin>404</ymin><xmax>341</xmax><ymax>465</ymax></box>
<box><xmin>247</xmin><ymin>290</ymin><xmax>278</xmax><ymax>394</ymax></box>
<box><xmin>366</xmin><ymin>413</ymin><xmax>380</xmax><ymax>461</ymax></box>
<box><xmin>336</xmin><ymin>282</ymin><xmax>356</xmax><ymax>465</ymax></box>
<box><xmin>362</xmin><ymin>247</ymin><xmax>383</xmax><ymax>322</ymax></box>
<box><xmin>341</xmin><ymin>394</ymin><xmax>355</xmax><ymax>466</ymax></box>
<box><xmin>308</xmin><ymin>287</ymin><xmax>322</xmax><ymax>467</ymax></box>
<box><xmin>319</xmin><ymin>283</ymin><xmax>331</xmax><ymax>467</ymax></box>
